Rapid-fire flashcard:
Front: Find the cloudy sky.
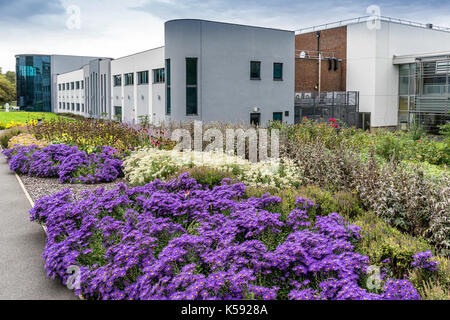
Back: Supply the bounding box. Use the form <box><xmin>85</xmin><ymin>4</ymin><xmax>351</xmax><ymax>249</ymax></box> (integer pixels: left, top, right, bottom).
<box><xmin>1</xmin><ymin>0</ymin><xmax>450</xmax><ymax>72</ymax></box>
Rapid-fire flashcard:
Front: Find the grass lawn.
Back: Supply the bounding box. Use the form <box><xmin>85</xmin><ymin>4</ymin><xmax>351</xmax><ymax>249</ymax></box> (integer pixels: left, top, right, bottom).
<box><xmin>0</xmin><ymin>112</ymin><xmax>60</xmax><ymax>127</ymax></box>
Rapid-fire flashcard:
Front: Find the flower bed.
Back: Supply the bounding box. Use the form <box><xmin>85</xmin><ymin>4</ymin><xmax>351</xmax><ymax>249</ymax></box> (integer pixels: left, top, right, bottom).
<box><xmin>123</xmin><ymin>148</ymin><xmax>303</xmax><ymax>189</ymax></box>
<box><xmin>2</xmin><ymin>144</ymin><xmax>123</xmax><ymax>184</ymax></box>
<box><xmin>7</xmin><ymin>133</ymin><xmax>49</xmax><ymax>149</ymax></box>
<box><xmin>29</xmin><ymin>173</ymin><xmax>435</xmax><ymax>300</ymax></box>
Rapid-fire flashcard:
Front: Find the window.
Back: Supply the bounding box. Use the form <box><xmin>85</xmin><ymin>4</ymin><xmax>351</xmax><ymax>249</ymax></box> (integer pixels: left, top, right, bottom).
<box><xmin>76</xmin><ymin>81</ymin><xmax>80</xmax><ymax>89</ymax></box>
<box><xmin>273</xmin><ymin>112</ymin><xmax>283</xmax><ymax>122</ymax></box>
<box><xmin>66</xmin><ymin>83</ymin><xmax>69</xmax><ymax>90</ymax></box>
<box><xmin>166</xmin><ymin>59</ymin><xmax>171</xmax><ymax>115</ymax></box>
<box><xmin>250</xmin><ymin>113</ymin><xmax>261</xmax><ymax>126</ymax></box>
<box><xmin>273</xmin><ymin>63</ymin><xmax>283</xmax><ymax>80</ymax></box>
<box><xmin>82</xmin><ymin>104</ymin><xmax>85</xmax><ymax>112</ymax></box>
<box><xmin>113</xmin><ymin>75</ymin><xmax>122</xmax><ymax>87</ymax></box>
<box><xmin>81</xmin><ymin>80</ymin><xmax>84</xmax><ymax>89</ymax></box>
<box><xmin>114</xmin><ymin>106</ymin><xmax>122</xmax><ymax>121</ymax></box>
<box><xmin>71</xmin><ymin>82</ymin><xmax>74</xmax><ymax>90</ymax></box>
<box><xmin>153</xmin><ymin>68</ymin><xmax>165</xmax><ymax>83</ymax></box>
<box><xmin>58</xmin><ymin>84</ymin><xmax>61</xmax><ymax>91</ymax></box>
<box><xmin>186</xmin><ymin>58</ymin><xmax>198</xmax><ymax>115</ymax></box>
<box><xmin>76</xmin><ymin>103</ymin><xmax>80</xmax><ymax>111</ymax></box>
<box><xmin>124</xmin><ymin>73</ymin><xmax>134</xmax><ymax>86</ymax></box>
<box><xmin>71</xmin><ymin>103</ymin><xmax>74</xmax><ymax>111</ymax></box>
<box><xmin>59</xmin><ymin>102</ymin><xmax>61</xmax><ymax>109</ymax></box>
<box><xmin>62</xmin><ymin>83</ymin><xmax>65</xmax><ymax>90</ymax></box>
<box><xmin>250</xmin><ymin>61</ymin><xmax>261</xmax><ymax>80</ymax></box>
<box><xmin>137</xmin><ymin>71</ymin><xmax>149</xmax><ymax>85</ymax></box>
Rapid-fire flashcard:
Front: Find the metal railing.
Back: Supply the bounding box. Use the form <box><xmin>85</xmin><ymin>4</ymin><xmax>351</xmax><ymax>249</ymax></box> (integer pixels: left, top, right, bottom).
<box><xmin>294</xmin><ymin>91</ymin><xmax>359</xmax><ymax>127</ymax></box>
<box><xmin>295</xmin><ymin>16</ymin><xmax>450</xmax><ymax>34</ymax></box>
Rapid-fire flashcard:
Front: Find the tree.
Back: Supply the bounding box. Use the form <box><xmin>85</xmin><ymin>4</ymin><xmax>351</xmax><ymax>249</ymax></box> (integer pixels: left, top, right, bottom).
<box><xmin>5</xmin><ymin>71</ymin><xmax>15</xmax><ymax>84</ymax></box>
<box><xmin>0</xmin><ymin>73</ymin><xmax>15</xmax><ymax>105</ymax></box>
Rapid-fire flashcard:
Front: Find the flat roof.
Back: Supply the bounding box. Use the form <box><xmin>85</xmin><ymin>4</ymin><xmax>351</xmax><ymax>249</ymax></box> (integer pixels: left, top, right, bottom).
<box><xmin>113</xmin><ymin>46</ymin><xmax>164</xmax><ymax>61</ymax></box>
<box><xmin>166</xmin><ymin>19</ymin><xmax>294</xmax><ymax>33</ymax></box>
<box><xmin>295</xmin><ymin>16</ymin><xmax>450</xmax><ymax>35</ymax></box>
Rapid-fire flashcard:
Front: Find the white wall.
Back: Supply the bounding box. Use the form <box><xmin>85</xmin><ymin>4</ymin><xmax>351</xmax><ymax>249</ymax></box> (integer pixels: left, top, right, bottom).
<box><xmin>110</xmin><ymin>47</ymin><xmax>165</xmax><ymax>124</ymax></box>
<box><xmin>165</xmin><ymin>19</ymin><xmax>295</xmax><ymax>125</ymax></box>
<box><xmin>347</xmin><ymin>21</ymin><xmax>450</xmax><ymax>127</ymax></box>
<box><xmin>56</xmin><ymin>69</ymin><xmax>86</xmax><ymax>116</ymax></box>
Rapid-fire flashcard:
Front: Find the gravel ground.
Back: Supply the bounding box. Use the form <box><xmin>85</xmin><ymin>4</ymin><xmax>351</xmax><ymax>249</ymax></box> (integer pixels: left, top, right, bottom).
<box><xmin>20</xmin><ymin>175</ymin><xmax>130</xmax><ymax>203</ymax></box>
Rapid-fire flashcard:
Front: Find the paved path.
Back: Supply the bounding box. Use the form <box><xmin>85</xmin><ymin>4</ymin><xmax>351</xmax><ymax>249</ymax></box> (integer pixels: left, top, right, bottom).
<box><xmin>0</xmin><ymin>157</ymin><xmax>76</xmax><ymax>300</ymax></box>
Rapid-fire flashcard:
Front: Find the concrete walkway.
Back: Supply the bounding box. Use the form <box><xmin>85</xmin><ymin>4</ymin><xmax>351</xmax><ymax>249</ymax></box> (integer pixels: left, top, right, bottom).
<box><xmin>0</xmin><ymin>157</ymin><xmax>76</xmax><ymax>300</ymax></box>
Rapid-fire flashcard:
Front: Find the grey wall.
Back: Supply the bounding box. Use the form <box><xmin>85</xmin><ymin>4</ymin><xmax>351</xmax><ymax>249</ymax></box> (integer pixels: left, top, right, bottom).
<box><xmin>165</xmin><ymin>19</ymin><xmax>295</xmax><ymax>125</ymax></box>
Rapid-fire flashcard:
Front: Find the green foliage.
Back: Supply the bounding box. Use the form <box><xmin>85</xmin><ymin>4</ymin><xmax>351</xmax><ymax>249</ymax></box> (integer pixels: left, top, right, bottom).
<box><xmin>408</xmin><ymin>255</ymin><xmax>450</xmax><ymax>300</ymax></box>
<box><xmin>352</xmin><ymin>211</ymin><xmax>431</xmax><ymax>278</ymax></box>
<box><xmin>0</xmin><ymin>71</ymin><xmax>15</xmax><ymax>105</ymax></box>
<box><xmin>171</xmin><ymin>166</ymin><xmax>235</xmax><ymax>187</ymax></box>
<box><xmin>0</xmin><ymin>128</ymin><xmax>25</xmax><ymax>148</ymax></box>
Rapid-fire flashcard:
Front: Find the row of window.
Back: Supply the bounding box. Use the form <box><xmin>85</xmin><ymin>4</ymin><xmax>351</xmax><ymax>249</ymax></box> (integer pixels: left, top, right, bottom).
<box><xmin>251</xmin><ymin>61</ymin><xmax>283</xmax><ymax>81</ymax></box>
<box><xmin>59</xmin><ymin>102</ymin><xmax>85</xmax><ymax>112</ymax></box>
<box><xmin>58</xmin><ymin>81</ymin><xmax>84</xmax><ymax>91</ymax></box>
<box><xmin>113</xmin><ymin>69</ymin><xmax>165</xmax><ymax>87</ymax></box>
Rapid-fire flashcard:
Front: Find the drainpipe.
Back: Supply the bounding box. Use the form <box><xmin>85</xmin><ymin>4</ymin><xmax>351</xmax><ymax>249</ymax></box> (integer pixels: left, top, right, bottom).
<box><xmin>316</xmin><ymin>31</ymin><xmax>321</xmax><ymax>99</ymax></box>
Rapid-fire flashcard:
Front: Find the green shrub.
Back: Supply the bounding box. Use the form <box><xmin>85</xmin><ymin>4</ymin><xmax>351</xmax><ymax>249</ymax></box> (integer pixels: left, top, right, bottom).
<box><xmin>408</xmin><ymin>255</ymin><xmax>450</xmax><ymax>300</ymax></box>
<box><xmin>352</xmin><ymin>211</ymin><xmax>432</xmax><ymax>278</ymax></box>
<box><xmin>0</xmin><ymin>128</ymin><xmax>25</xmax><ymax>148</ymax></box>
<box><xmin>171</xmin><ymin>166</ymin><xmax>235</xmax><ymax>187</ymax></box>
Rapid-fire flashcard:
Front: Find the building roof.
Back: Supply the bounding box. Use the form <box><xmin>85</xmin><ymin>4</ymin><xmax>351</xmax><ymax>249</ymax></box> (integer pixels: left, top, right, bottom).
<box><xmin>295</xmin><ymin>16</ymin><xmax>450</xmax><ymax>35</ymax></box>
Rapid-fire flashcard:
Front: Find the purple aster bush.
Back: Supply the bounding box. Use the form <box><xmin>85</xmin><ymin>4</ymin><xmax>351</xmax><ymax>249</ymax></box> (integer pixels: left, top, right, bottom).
<box><xmin>30</xmin><ymin>173</ymin><xmax>422</xmax><ymax>300</ymax></box>
<box><xmin>2</xmin><ymin>144</ymin><xmax>123</xmax><ymax>184</ymax></box>
<box><xmin>411</xmin><ymin>251</ymin><xmax>439</xmax><ymax>272</ymax></box>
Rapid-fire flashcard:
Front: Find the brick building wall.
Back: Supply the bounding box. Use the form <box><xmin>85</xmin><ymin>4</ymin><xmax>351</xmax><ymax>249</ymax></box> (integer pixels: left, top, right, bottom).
<box><xmin>295</xmin><ymin>26</ymin><xmax>347</xmax><ymax>92</ymax></box>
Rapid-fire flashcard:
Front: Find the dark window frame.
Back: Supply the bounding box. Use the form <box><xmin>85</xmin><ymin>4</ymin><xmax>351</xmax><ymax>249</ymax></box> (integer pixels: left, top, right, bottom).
<box><xmin>273</xmin><ymin>62</ymin><xmax>283</xmax><ymax>81</ymax></box>
<box><xmin>273</xmin><ymin>112</ymin><xmax>283</xmax><ymax>122</ymax></box>
<box><xmin>250</xmin><ymin>61</ymin><xmax>261</xmax><ymax>80</ymax></box>
<box><xmin>113</xmin><ymin>75</ymin><xmax>122</xmax><ymax>87</ymax></box>
<box><xmin>153</xmin><ymin>68</ymin><xmax>165</xmax><ymax>84</ymax></box>
<box><xmin>137</xmin><ymin>70</ymin><xmax>149</xmax><ymax>85</ymax></box>
<box><xmin>186</xmin><ymin>58</ymin><xmax>198</xmax><ymax>116</ymax></box>
<box><xmin>166</xmin><ymin>59</ymin><xmax>171</xmax><ymax>115</ymax></box>
<box><xmin>124</xmin><ymin>73</ymin><xmax>134</xmax><ymax>86</ymax></box>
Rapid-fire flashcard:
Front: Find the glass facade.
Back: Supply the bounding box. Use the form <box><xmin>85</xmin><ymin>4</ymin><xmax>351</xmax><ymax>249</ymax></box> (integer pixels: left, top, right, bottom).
<box><xmin>399</xmin><ymin>58</ymin><xmax>450</xmax><ymax>132</ymax></box>
<box><xmin>16</xmin><ymin>55</ymin><xmax>51</xmax><ymax>112</ymax></box>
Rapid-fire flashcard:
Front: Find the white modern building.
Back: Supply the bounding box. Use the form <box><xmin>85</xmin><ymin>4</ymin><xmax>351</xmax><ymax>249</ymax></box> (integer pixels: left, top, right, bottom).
<box><xmin>110</xmin><ymin>47</ymin><xmax>166</xmax><ymax>124</ymax></box>
<box><xmin>56</xmin><ymin>58</ymin><xmax>112</xmax><ymax>118</ymax></box>
<box><xmin>295</xmin><ymin>16</ymin><xmax>450</xmax><ymax>131</ymax></box>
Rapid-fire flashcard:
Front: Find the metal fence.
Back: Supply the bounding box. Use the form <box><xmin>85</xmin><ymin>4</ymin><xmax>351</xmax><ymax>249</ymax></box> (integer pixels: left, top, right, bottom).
<box><xmin>294</xmin><ymin>91</ymin><xmax>360</xmax><ymax>127</ymax></box>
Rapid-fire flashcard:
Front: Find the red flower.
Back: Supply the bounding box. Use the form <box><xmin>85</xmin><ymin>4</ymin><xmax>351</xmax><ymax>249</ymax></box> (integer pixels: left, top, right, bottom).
<box><xmin>329</xmin><ymin>118</ymin><xmax>337</xmax><ymax>123</ymax></box>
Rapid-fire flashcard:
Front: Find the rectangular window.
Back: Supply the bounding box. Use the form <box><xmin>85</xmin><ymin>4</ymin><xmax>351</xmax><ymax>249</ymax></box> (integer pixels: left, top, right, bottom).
<box><xmin>137</xmin><ymin>71</ymin><xmax>149</xmax><ymax>85</ymax></box>
<box><xmin>153</xmin><ymin>68</ymin><xmax>165</xmax><ymax>83</ymax></box>
<box><xmin>71</xmin><ymin>103</ymin><xmax>74</xmax><ymax>111</ymax></box>
<box><xmin>273</xmin><ymin>112</ymin><xmax>283</xmax><ymax>122</ymax></box>
<box><xmin>273</xmin><ymin>63</ymin><xmax>283</xmax><ymax>80</ymax></box>
<box><xmin>82</xmin><ymin>104</ymin><xmax>85</xmax><ymax>112</ymax></box>
<box><xmin>114</xmin><ymin>106</ymin><xmax>122</xmax><ymax>121</ymax></box>
<box><xmin>166</xmin><ymin>59</ymin><xmax>171</xmax><ymax>115</ymax></box>
<box><xmin>66</xmin><ymin>83</ymin><xmax>70</xmax><ymax>90</ymax></box>
<box><xmin>58</xmin><ymin>84</ymin><xmax>61</xmax><ymax>91</ymax></box>
<box><xmin>59</xmin><ymin>102</ymin><xmax>61</xmax><ymax>109</ymax></box>
<box><xmin>124</xmin><ymin>73</ymin><xmax>134</xmax><ymax>86</ymax></box>
<box><xmin>113</xmin><ymin>75</ymin><xmax>122</xmax><ymax>87</ymax></box>
<box><xmin>76</xmin><ymin>81</ymin><xmax>80</xmax><ymax>89</ymax></box>
<box><xmin>250</xmin><ymin>113</ymin><xmax>261</xmax><ymax>126</ymax></box>
<box><xmin>81</xmin><ymin>80</ymin><xmax>84</xmax><ymax>89</ymax></box>
<box><xmin>63</xmin><ymin>102</ymin><xmax>66</xmax><ymax>110</ymax></box>
<box><xmin>76</xmin><ymin>103</ymin><xmax>80</xmax><ymax>111</ymax></box>
<box><xmin>71</xmin><ymin>82</ymin><xmax>74</xmax><ymax>90</ymax></box>
<box><xmin>186</xmin><ymin>58</ymin><xmax>198</xmax><ymax>115</ymax></box>
<box><xmin>62</xmin><ymin>83</ymin><xmax>65</xmax><ymax>90</ymax></box>
<box><xmin>250</xmin><ymin>61</ymin><xmax>261</xmax><ymax>80</ymax></box>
